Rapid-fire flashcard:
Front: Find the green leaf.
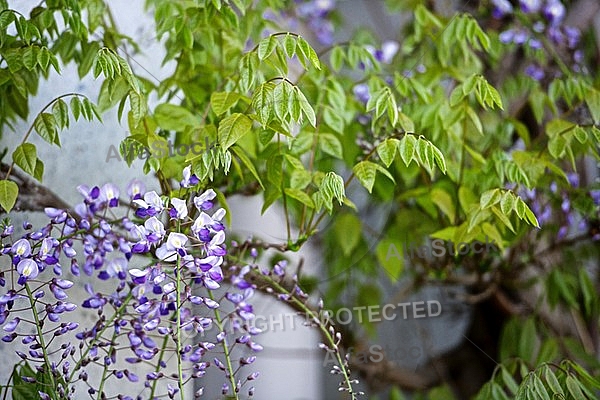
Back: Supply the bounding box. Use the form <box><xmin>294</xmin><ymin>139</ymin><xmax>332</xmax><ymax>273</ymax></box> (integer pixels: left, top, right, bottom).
<box><xmin>218</xmin><ymin>113</ymin><xmax>253</xmax><ymax>150</ymax></box>
<box><xmin>284</xmin><ymin>187</ymin><xmax>314</xmax><ymax>208</ymax></box>
<box><xmin>431</xmin><ymin>187</ymin><xmax>456</xmax><ymax>224</ymax></box>
<box><xmin>283</xmin><ymin>33</ymin><xmax>296</xmax><ymax>58</ymax></box>
<box><xmin>491</xmin><ymin>205</ymin><xmax>516</xmax><ymax>233</ymax></box>
<box><xmin>154</xmin><ymin>103</ymin><xmax>199</xmax><ymax>131</ymax></box>
<box><xmin>323</xmin><ymin>172</ymin><xmax>345</xmax><ymax>204</ymax></box>
<box><xmin>252</xmin><ymin>82</ymin><xmax>276</xmax><ymax>125</ymax></box>
<box><xmin>70</xmin><ymin>97</ymin><xmax>82</xmax><ymax>120</ymax></box>
<box><xmin>466</xmin><ymin>106</ymin><xmax>483</xmax><ymax>135</ymax></box>
<box><xmin>257</xmin><ymin>36</ymin><xmax>277</xmax><ymax>60</ymax></box>
<box><xmin>11</xmin><ymin>364</ymin><xmax>39</xmax><ymax>400</ymax></box>
<box><xmin>12</xmin><ymin>143</ymin><xmax>37</xmax><ymax>176</ymax></box>
<box><xmin>34</xmin><ymin>112</ymin><xmax>60</xmax><ymax>146</ymax></box>
<box><xmin>319</xmin><ymin>133</ymin><xmax>343</xmax><ymax>159</ymax></box>
<box><xmin>377</xmin><ymin>138</ymin><xmax>399</xmax><ymax>167</ymax></box>
<box><xmin>322</xmin><ymin>107</ymin><xmax>345</xmax><ymax>134</ymax></box>
<box><xmin>290</xmin><ymin>168</ymin><xmax>312</xmax><ymax>190</ymax></box>
<box><xmin>543</xmin><ymin>366</ymin><xmax>564</xmax><ymax>396</ymax></box>
<box><xmin>330</xmin><ymin>46</ymin><xmax>345</xmax><ymax>71</ymax></box>
<box><xmin>398</xmin><ymin>112</ymin><xmax>415</xmax><ymax>133</ymax></box>
<box><xmin>532</xmin><ymin>374</ymin><xmax>551</xmax><ymax>400</ymax></box>
<box><xmin>353</xmin><ymin>161</ymin><xmax>378</xmax><ymax>193</ymax></box>
<box><xmin>293</xmin><ymin>86</ymin><xmax>316</xmax><ymax>127</ymax></box>
<box><xmin>578</xmin><ymin>269</ymin><xmax>596</xmax><ymax>317</ymax></box>
<box><xmin>230</xmin><ymin>146</ymin><xmax>264</xmax><ymax>189</ymax></box>
<box><xmin>536</xmin><ymin>339</ymin><xmax>558</xmax><ymax>364</ymax></box>
<box><xmin>566</xmin><ymin>376</ymin><xmax>586</xmax><ymax>400</ymax></box>
<box><xmin>0</xmin><ymin>180</ymin><xmax>18</xmax><ymax>213</ymax></box>
<box><xmin>22</xmin><ymin>46</ymin><xmax>37</xmax><ymax>70</ymax></box>
<box><xmin>211</xmin><ymin>92</ymin><xmax>242</xmax><ymax>116</ymax></box>
<box><xmin>33</xmin><ymin>159</ymin><xmax>44</xmax><ymax>182</ymax></box>
<box><xmin>518</xmin><ymin>318</ymin><xmax>537</xmax><ymax>363</ymax></box>
<box><xmin>129</xmin><ymin>91</ymin><xmax>146</xmax><ymax>126</ymax></box>
<box><xmin>417</xmin><ymin>137</ymin><xmax>435</xmax><ymax>172</ymax></box>
<box><xmin>398</xmin><ymin>135</ymin><xmax>417</xmax><ymax>166</ymax></box>
<box><xmin>501</xmin><ymin>366</ymin><xmax>519</xmax><ymax>395</ymax></box>
<box><xmin>52</xmin><ymin>99</ymin><xmax>70</xmax><ymax>129</ymax></box>
<box><xmin>376</xmin><ymin>238</ymin><xmax>404</xmax><ymax>281</ymax></box>
<box><xmin>333</xmin><ymin>213</ymin><xmax>362</xmax><ymax>256</ymax></box>
<box><xmin>585</xmin><ymin>88</ymin><xmax>600</xmax><ymax>124</ymax></box>
<box><xmin>500</xmin><ymin>191</ymin><xmax>515</xmax><ymax>215</ymax></box>
<box><xmin>297</xmin><ymin>36</ymin><xmax>321</xmax><ymax>70</ymax></box>
<box><xmin>480</xmin><ymin>189</ymin><xmax>501</xmax><ymax>209</ymax></box>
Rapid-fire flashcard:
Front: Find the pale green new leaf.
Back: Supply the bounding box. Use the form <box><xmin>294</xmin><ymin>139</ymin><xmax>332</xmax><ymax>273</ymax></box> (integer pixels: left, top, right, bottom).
<box><xmin>566</xmin><ymin>376</ymin><xmax>586</xmax><ymax>400</ymax></box>
<box><xmin>34</xmin><ymin>112</ymin><xmax>59</xmax><ymax>146</ymax></box>
<box><xmin>230</xmin><ymin>146</ymin><xmax>264</xmax><ymax>189</ymax></box>
<box><xmin>398</xmin><ymin>135</ymin><xmax>417</xmax><ymax>166</ymax></box>
<box><xmin>297</xmin><ymin>36</ymin><xmax>321</xmax><ymax>70</ymax></box>
<box><xmin>257</xmin><ymin>36</ymin><xmax>277</xmax><ymax>60</ymax></box>
<box><xmin>12</xmin><ymin>143</ymin><xmax>37</xmax><ymax>176</ymax></box>
<box><xmin>154</xmin><ymin>103</ymin><xmax>199</xmax><ymax>131</ymax></box>
<box><xmin>353</xmin><ymin>161</ymin><xmax>378</xmax><ymax>193</ymax></box>
<box><xmin>376</xmin><ymin>138</ymin><xmax>399</xmax><ymax>167</ymax></box>
<box><xmin>218</xmin><ymin>113</ymin><xmax>253</xmax><ymax>150</ymax></box>
<box><xmin>52</xmin><ymin>99</ymin><xmax>69</xmax><ymax>129</ymax></box>
<box><xmin>284</xmin><ymin>188</ymin><xmax>315</xmax><ymax>208</ymax></box>
<box><xmin>319</xmin><ymin>133</ymin><xmax>343</xmax><ymax>159</ymax></box>
<box><xmin>211</xmin><ymin>92</ymin><xmax>242</xmax><ymax>116</ymax></box>
<box><xmin>293</xmin><ymin>86</ymin><xmax>316</xmax><ymax>127</ymax></box>
<box><xmin>0</xmin><ymin>180</ymin><xmax>18</xmax><ymax>213</ymax></box>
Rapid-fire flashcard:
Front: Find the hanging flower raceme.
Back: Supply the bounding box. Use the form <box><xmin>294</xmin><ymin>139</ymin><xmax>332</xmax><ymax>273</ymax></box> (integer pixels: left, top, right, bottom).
<box><xmin>0</xmin><ymin>175</ymin><xmax>262</xmax><ymax>399</ymax></box>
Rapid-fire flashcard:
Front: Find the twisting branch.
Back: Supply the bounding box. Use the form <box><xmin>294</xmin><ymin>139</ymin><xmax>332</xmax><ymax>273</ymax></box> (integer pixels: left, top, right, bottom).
<box><xmin>0</xmin><ymin>162</ymin><xmax>71</xmax><ymax>214</ymax></box>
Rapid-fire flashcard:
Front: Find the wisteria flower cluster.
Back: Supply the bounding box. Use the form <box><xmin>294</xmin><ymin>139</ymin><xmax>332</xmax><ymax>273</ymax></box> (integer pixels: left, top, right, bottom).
<box><xmin>0</xmin><ymin>167</ymin><xmax>261</xmax><ymax>399</ymax></box>
<box><xmin>510</xmin><ymin>171</ymin><xmax>600</xmax><ymax>241</ymax></box>
<box><xmin>491</xmin><ymin>0</ymin><xmax>585</xmax><ymax>78</ymax></box>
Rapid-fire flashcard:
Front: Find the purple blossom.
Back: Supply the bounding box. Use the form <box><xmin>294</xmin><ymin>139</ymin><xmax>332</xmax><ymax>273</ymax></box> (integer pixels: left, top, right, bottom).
<box><xmin>567</xmin><ymin>172</ymin><xmax>579</xmax><ymax>188</ymax></box>
<box><xmin>143</xmin><ymin>217</ymin><xmax>166</xmax><ymax>242</ymax></box>
<box><xmin>100</xmin><ymin>183</ymin><xmax>120</xmax><ymax>207</ymax></box>
<box><xmin>16</xmin><ymin>259</ymin><xmax>39</xmax><ymax>284</ymax></box>
<box><xmin>564</xmin><ymin>26</ymin><xmax>580</xmax><ymax>49</ymax></box>
<box><xmin>353</xmin><ymin>84</ymin><xmax>370</xmax><ymax>104</ymax></box>
<box><xmin>133</xmin><ymin>191</ymin><xmax>164</xmax><ymax>217</ymax></box>
<box><xmin>491</xmin><ymin>0</ymin><xmax>513</xmax><ymax>18</ymax></box>
<box><xmin>170</xmin><ymin>198</ymin><xmax>188</xmax><ymax>219</ymax></box>
<box><xmin>590</xmin><ymin>190</ymin><xmax>600</xmax><ymax>205</ymax></box>
<box><xmin>525</xmin><ymin>64</ymin><xmax>545</xmax><ymax>80</ymax></box>
<box><xmin>126</xmin><ymin>179</ymin><xmax>146</xmax><ymax>200</ymax></box>
<box><xmin>194</xmin><ymin>189</ymin><xmax>217</xmax><ymax>211</ymax></box>
<box><xmin>11</xmin><ymin>239</ymin><xmax>31</xmax><ymax>259</ymax></box>
<box><xmin>180</xmin><ymin>165</ymin><xmax>199</xmax><ymax>188</ymax></box>
<box><xmin>156</xmin><ymin>233</ymin><xmax>188</xmax><ymax>261</ymax></box>
<box><xmin>520</xmin><ymin>0</ymin><xmax>542</xmax><ymax>13</ymax></box>
<box><xmin>543</xmin><ymin>0</ymin><xmax>565</xmax><ymax>24</ymax></box>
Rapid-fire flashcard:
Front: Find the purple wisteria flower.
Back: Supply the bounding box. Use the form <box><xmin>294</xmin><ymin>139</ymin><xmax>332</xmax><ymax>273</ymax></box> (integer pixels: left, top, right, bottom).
<box><xmin>133</xmin><ymin>191</ymin><xmax>164</xmax><ymax>217</ymax></box>
<box><xmin>520</xmin><ymin>0</ymin><xmax>542</xmax><ymax>13</ymax></box>
<box><xmin>543</xmin><ymin>0</ymin><xmax>565</xmax><ymax>25</ymax></box>
<box><xmin>180</xmin><ymin>165</ymin><xmax>199</xmax><ymax>188</ymax></box>
<box><xmin>492</xmin><ymin>0</ymin><xmax>513</xmax><ymax>18</ymax></box>
<box><xmin>0</xmin><ymin>175</ymin><xmax>263</xmax><ymax>398</ymax></box>
<box><xmin>16</xmin><ymin>259</ymin><xmax>39</xmax><ymax>285</ymax></box>
<box><xmin>156</xmin><ymin>232</ymin><xmax>188</xmax><ymax>261</ymax></box>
